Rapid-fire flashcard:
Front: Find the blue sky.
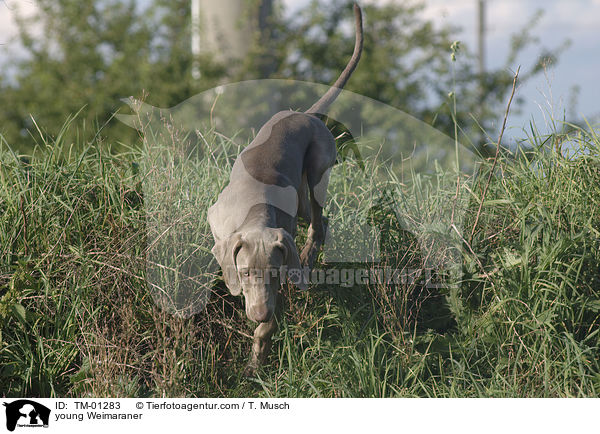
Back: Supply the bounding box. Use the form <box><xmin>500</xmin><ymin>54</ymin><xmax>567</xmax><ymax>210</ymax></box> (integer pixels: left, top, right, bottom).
<box><xmin>283</xmin><ymin>0</ymin><xmax>600</xmax><ymax>142</ymax></box>
<box><xmin>1</xmin><ymin>0</ymin><xmax>599</xmax><ymax>143</ymax></box>
<box><xmin>422</xmin><ymin>0</ymin><xmax>600</xmax><ymax>142</ymax></box>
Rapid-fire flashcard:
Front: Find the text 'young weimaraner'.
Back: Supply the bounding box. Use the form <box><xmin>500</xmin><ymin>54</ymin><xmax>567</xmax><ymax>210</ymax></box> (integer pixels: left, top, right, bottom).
<box><xmin>208</xmin><ymin>3</ymin><xmax>363</xmax><ymax>376</ymax></box>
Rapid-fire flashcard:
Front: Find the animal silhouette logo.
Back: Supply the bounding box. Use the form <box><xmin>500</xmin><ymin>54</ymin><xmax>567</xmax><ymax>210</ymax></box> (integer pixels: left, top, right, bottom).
<box><xmin>117</xmin><ymin>79</ymin><xmax>478</xmax><ymax>316</ymax></box>
<box><xmin>3</xmin><ymin>400</ymin><xmax>51</xmax><ymax>432</ymax></box>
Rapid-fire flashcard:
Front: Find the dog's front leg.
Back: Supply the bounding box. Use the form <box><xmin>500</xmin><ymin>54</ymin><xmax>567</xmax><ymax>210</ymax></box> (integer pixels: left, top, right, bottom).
<box><xmin>245</xmin><ymin>316</ymin><xmax>278</xmax><ymax>377</ymax></box>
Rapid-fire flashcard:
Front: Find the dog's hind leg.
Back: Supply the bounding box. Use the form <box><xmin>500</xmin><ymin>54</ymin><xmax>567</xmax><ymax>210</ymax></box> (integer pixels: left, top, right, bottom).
<box><xmin>297</xmin><ymin>172</ymin><xmax>311</xmax><ymax>224</ymax></box>
<box><xmin>300</xmin><ymin>125</ymin><xmax>336</xmax><ymax>269</ymax></box>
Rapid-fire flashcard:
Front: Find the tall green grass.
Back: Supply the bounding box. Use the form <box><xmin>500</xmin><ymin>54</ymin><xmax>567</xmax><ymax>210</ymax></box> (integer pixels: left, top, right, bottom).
<box><xmin>0</xmin><ymin>119</ymin><xmax>599</xmax><ymax>397</ymax></box>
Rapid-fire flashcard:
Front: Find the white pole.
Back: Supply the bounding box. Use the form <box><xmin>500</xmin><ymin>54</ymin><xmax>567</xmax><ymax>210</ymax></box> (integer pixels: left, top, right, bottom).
<box><xmin>477</xmin><ymin>0</ymin><xmax>486</xmax><ymax>76</ymax></box>
<box><xmin>191</xmin><ymin>0</ymin><xmax>201</xmax><ymax>79</ymax></box>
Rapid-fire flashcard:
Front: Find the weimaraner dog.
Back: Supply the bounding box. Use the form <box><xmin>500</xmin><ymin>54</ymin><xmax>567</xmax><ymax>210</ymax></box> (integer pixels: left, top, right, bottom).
<box><xmin>208</xmin><ymin>3</ymin><xmax>363</xmax><ymax>376</ymax></box>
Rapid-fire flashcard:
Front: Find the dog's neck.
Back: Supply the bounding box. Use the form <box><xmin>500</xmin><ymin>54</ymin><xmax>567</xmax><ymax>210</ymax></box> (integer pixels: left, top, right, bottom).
<box><xmin>237</xmin><ymin>203</ymin><xmax>295</xmax><ymax>235</ymax></box>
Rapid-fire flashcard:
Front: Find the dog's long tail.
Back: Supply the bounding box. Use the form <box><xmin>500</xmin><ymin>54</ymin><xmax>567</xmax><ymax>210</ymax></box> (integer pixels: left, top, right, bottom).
<box><xmin>306</xmin><ymin>3</ymin><xmax>363</xmax><ymax>115</ymax></box>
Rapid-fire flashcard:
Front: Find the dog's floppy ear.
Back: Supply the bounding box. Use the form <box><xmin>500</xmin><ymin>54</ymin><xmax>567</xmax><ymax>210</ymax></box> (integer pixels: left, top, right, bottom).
<box><xmin>211</xmin><ymin>233</ymin><xmax>244</xmax><ymax>296</ymax></box>
<box><xmin>273</xmin><ymin>229</ymin><xmax>307</xmax><ymax>291</ymax></box>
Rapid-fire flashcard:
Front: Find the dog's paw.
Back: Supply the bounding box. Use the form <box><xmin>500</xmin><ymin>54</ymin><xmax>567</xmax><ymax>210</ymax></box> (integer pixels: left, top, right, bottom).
<box><xmin>300</xmin><ymin>243</ymin><xmax>318</xmax><ymax>269</ymax></box>
<box><xmin>243</xmin><ymin>363</ymin><xmax>258</xmax><ymax>378</ymax></box>
<box><xmin>299</xmin><ymin>252</ymin><xmax>311</xmax><ymax>269</ymax></box>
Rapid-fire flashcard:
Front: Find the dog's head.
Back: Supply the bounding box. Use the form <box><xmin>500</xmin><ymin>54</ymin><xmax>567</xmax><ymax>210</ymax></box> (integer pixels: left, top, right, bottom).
<box><xmin>211</xmin><ymin>228</ymin><xmax>306</xmax><ymax>322</ymax></box>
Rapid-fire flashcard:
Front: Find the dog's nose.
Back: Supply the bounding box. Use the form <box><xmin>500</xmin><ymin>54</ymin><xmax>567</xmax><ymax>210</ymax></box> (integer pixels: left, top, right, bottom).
<box><xmin>249</xmin><ymin>305</ymin><xmax>271</xmax><ymax>323</ymax></box>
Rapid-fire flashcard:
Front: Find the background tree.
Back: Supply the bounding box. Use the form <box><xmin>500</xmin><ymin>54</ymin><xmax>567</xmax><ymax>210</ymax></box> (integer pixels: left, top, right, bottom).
<box><xmin>0</xmin><ymin>0</ymin><xmax>564</xmax><ymax>153</ymax></box>
<box><xmin>240</xmin><ymin>0</ymin><xmax>566</xmax><ymax>154</ymax></box>
<box><xmin>0</xmin><ymin>0</ymin><xmax>224</xmax><ymax>151</ymax></box>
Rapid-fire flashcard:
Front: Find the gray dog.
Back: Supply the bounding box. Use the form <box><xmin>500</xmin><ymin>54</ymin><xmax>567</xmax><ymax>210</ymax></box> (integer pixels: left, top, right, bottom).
<box><xmin>208</xmin><ymin>3</ymin><xmax>363</xmax><ymax>376</ymax></box>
